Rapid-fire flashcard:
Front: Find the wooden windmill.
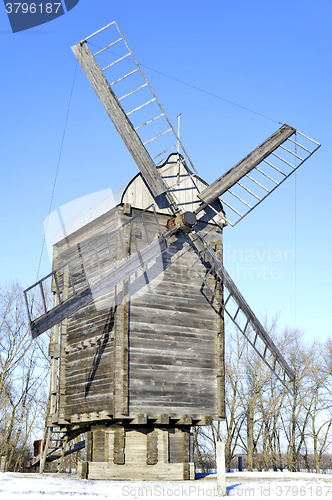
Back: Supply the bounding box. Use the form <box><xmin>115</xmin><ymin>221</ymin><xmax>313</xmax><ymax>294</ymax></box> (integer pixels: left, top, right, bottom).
<box><xmin>24</xmin><ymin>22</ymin><xmax>320</xmax><ymax>480</ymax></box>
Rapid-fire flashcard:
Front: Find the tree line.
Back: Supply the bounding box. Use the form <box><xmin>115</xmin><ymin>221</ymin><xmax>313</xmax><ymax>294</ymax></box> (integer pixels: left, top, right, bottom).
<box><xmin>1</xmin><ymin>281</ymin><xmax>331</xmax><ymax>474</ymax></box>
<box><xmin>195</xmin><ymin>318</ymin><xmax>332</xmax><ymax>474</ymax></box>
<box><xmin>0</xmin><ymin>282</ymin><xmax>49</xmax><ymax>472</ymax></box>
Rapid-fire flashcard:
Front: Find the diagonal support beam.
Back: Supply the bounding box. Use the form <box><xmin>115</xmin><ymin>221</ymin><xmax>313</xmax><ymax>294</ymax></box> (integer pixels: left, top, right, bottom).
<box><xmin>71</xmin><ymin>41</ymin><xmax>170</xmax><ymax>199</ymax></box>
<box><xmin>188</xmin><ymin>232</ymin><xmax>295</xmax><ymax>391</ymax></box>
<box><xmin>197</xmin><ymin>124</ymin><xmax>296</xmax><ymax>206</ymax></box>
<box><xmin>28</xmin><ymin>236</ymin><xmax>169</xmax><ymax>339</ymax></box>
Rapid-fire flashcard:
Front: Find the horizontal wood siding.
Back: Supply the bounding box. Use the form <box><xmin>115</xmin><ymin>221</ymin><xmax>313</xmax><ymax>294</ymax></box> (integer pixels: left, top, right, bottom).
<box><xmin>54</xmin><ymin>207</ymin><xmax>122</xmax><ymax>420</ymax></box>
<box><xmin>128</xmin><ymin>214</ymin><xmax>219</xmax><ymax>418</ymax></box>
<box><xmin>53</xmin><ymin>184</ymin><xmax>223</xmax><ymax>422</ymax></box>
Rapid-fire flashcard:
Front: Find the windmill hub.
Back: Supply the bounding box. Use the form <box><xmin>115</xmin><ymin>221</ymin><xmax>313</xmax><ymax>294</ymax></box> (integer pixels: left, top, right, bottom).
<box><xmin>166</xmin><ymin>211</ymin><xmax>197</xmax><ymax>232</ymax></box>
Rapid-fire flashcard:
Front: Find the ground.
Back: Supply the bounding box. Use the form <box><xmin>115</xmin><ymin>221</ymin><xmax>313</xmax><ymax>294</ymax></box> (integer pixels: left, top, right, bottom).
<box><xmin>1</xmin><ymin>471</ymin><xmax>332</xmax><ymax>498</ymax></box>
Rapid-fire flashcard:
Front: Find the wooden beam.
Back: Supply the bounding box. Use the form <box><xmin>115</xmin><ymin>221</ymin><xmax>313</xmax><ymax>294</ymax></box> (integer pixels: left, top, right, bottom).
<box><xmin>30</xmin><ymin>237</ymin><xmax>167</xmax><ymax>338</ymax></box>
<box><xmin>113</xmin><ymin>427</ymin><xmax>125</xmax><ymax>464</ymax></box>
<box><xmin>204</xmin><ymin>245</ymin><xmax>295</xmax><ymax>382</ymax></box>
<box><xmin>198</xmin><ymin>124</ymin><xmax>295</xmax><ymax>206</ymax></box>
<box><xmin>215</xmin><ymin>241</ymin><xmax>225</xmax><ymax>419</ymax></box>
<box><xmin>146</xmin><ymin>429</ymin><xmax>158</xmax><ymax>465</ymax></box>
<box><xmin>71</xmin><ymin>41</ymin><xmax>169</xmax><ymax>199</ymax></box>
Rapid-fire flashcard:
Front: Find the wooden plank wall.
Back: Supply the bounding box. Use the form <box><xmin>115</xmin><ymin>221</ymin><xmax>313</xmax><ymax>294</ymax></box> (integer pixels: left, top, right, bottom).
<box><xmin>53</xmin><ymin>180</ymin><xmax>225</xmax><ymax>422</ymax></box>
<box><xmin>126</xmin><ymin>210</ymin><xmax>220</xmax><ymax>419</ymax></box>
<box><xmin>54</xmin><ymin>207</ymin><xmax>121</xmax><ymax>420</ymax></box>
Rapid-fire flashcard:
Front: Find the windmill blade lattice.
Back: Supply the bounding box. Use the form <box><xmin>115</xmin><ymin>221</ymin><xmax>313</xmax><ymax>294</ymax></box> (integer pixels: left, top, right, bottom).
<box><xmin>197</xmin><ymin>125</ymin><xmax>321</xmax><ymax>226</ymax></box>
<box><xmin>189</xmin><ymin>234</ymin><xmax>295</xmax><ymax>393</ymax></box>
<box><xmin>72</xmin><ymin>21</ymin><xmax>197</xmax><ymax>210</ymax></box>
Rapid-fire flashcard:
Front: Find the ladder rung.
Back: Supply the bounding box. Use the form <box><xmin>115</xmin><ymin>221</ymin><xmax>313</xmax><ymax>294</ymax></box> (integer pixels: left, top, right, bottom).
<box><xmin>228</xmin><ymin>189</ymin><xmax>252</xmax><ymax>209</ymax></box>
<box><xmin>127</xmin><ymin>98</ymin><xmax>156</xmax><ymax>116</ymax></box>
<box><xmin>220</xmin><ymin>198</ymin><xmax>243</xmax><ymax>218</ymax></box>
<box><xmin>271</xmin><ymin>152</ymin><xmax>295</xmax><ymax>169</ymax></box>
<box><xmin>233</xmin><ymin>307</ymin><xmax>240</xmax><ymax>321</ymax></box>
<box><xmin>287</xmin><ymin>137</ymin><xmax>312</xmax><ymax>154</ymax></box>
<box><xmin>255</xmin><ymin>167</ymin><xmax>279</xmax><ymax>185</ymax></box>
<box><xmin>110</xmin><ymin>68</ymin><xmax>139</xmax><ymax>86</ymax></box>
<box><xmin>143</xmin><ymin>128</ymin><xmax>172</xmax><ymax>146</ymax></box>
<box><xmin>237</xmin><ymin>182</ymin><xmax>261</xmax><ymax>201</ymax></box>
<box><xmin>118</xmin><ymin>83</ymin><xmax>147</xmax><ymax>101</ymax></box>
<box><xmin>84</xmin><ymin>21</ymin><xmax>115</xmax><ymax>41</ymax></box>
<box><xmin>224</xmin><ymin>293</ymin><xmax>232</xmax><ymax>308</ymax></box>
<box><xmin>102</xmin><ymin>52</ymin><xmax>131</xmax><ymax>71</ymax></box>
<box><xmin>279</xmin><ymin>144</ymin><xmax>304</xmax><ymax>162</ymax></box>
<box><xmin>263</xmin><ymin>159</ymin><xmax>287</xmax><ymax>176</ymax></box>
<box><xmin>152</xmin><ymin>144</ymin><xmax>177</xmax><ymax>160</ymax></box>
<box><xmin>296</xmin><ymin>130</ymin><xmax>321</xmax><ymax>146</ymax></box>
<box><xmin>93</xmin><ymin>38</ymin><xmax>122</xmax><ymax>56</ymax></box>
<box><xmin>246</xmin><ymin>174</ymin><xmax>270</xmax><ymax>193</ymax></box>
<box><xmin>39</xmin><ymin>282</ymin><xmax>47</xmax><ymax>314</ymax></box>
<box><xmin>135</xmin><ymin>113</ymin><xmax>164</xmax><ymax>131</ymax></box>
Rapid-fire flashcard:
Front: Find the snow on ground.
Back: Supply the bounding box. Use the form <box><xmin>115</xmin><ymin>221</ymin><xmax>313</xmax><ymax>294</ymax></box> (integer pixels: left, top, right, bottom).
<box><xmin>1</xmin><ymin>471</ymin><xmax>332</xmax><ymax>499</ymax></box>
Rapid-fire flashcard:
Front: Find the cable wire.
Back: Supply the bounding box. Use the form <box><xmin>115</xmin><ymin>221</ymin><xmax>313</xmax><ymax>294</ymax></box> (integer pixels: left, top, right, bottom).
<box><xmin>87</xmin><ymin>41</ymin><xmax>283</xmax><ymax>126</ymax></box>
<box><xmin>35</xmin><ymin>60</ymin><xmax>78</xmax><ymax>282</ymax></box>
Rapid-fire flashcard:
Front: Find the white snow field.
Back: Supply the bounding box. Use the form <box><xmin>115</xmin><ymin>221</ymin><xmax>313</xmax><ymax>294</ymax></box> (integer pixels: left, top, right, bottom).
<box><xmin>1</xmin><ymin>471</ymin><xmax>332</xmax><ymax>499</ymax></box>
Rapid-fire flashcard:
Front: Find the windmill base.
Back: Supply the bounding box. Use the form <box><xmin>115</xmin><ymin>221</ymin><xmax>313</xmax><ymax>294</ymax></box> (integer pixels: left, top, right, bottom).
<box><xmin>77</xmin><ymin>425</ymin><xmax>195</xmax><ymax>480</ymax></box>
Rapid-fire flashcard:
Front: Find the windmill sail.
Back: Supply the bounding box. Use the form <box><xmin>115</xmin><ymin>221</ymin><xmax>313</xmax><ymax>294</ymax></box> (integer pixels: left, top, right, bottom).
<box><xmin>189</xmin><ymin>233</ymin><xmax>295</xmax><ymax>392</ymax></box>
<box><xmin>196</xmin><ymin>125</ymin><xmax>320</xmax><ymax>226</ymax></box>
<box><xmin>24</xmin><ymin>205</ymin><xmax>176</xmax><ymax>338</ymax></box>
<box><xmin>71</xmin><ymin>22</ymin><xmax>196</xmax><ymax>209</ymax></box>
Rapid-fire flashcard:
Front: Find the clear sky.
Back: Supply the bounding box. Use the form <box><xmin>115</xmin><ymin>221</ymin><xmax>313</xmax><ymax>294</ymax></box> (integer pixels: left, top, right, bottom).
<box><xmin>0</xmin><ymin>0</ymin><xmax>331</xmax><ymax>342</ymax></box>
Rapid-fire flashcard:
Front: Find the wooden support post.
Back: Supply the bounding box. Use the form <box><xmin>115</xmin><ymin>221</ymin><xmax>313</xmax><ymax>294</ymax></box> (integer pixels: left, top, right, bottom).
<box><xmin>113</xmin><ymin>427</ymin><xmax>125</xmax><ymax>465</ymax></box>
<box><xmin>59</xmin><ymin>271</ymin><xmax>69</xmax><ymax>422</ymax></box>
<box><xmin>114</xmin><ymin>222</ymin><xmax>129</xmax><ymax>417</ymax></box>
<box><xmin>215</xmin><ymin>241</ymin><xmax>225</xmax><ymax>418</ymax></box>
<box><xmin>216</xmin><ymin>441</ymin><xmax>226</xmax><ymax>497</ymax></box>
<box><xmin>146</xmin><ymin>429</ymin><xmax>158</xmax><ymax>465</ymax></box>
<box><xmin>50</xmin><ymin>294</ymin><xmax>60</xmax><ymax>417</ymax></box>
<box><xmin>0</xmin><ymin>455</ymin><xmax>6</xmax><ymax>473</ymax></box>
<box><xmin>85</xmin><ymin>431</ymin><xmax>93</xmax><ymax>462</ymax></box>
<box><xmin>39</xmin><ymin>429</ymin><xmax>52</xmax><ymax>474</ymax></box>
<box><xmin>157</xmin><ymin>428</ymin><xmax>169</xmax><ymax>464</ymax></box>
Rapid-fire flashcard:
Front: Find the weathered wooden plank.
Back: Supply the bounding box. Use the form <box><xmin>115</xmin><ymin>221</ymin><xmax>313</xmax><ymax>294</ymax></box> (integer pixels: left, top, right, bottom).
<box><xmin>92</xmin><ymin>429</ymin><xmax>105</xmax><ymax>462</ymax></box>
<box><xmin>86</xmin><ymin>461</ymin><xmax>189</xmax><ymax>480</ymax></box>
<box><xmin>71</xmin><ymin>41</ymin><xmax>170</xmax><ymax>199</ymax></box>
<box><xmin>31</xmin><ymin>236</ymin><xmax>168</xmax><ymax>337</ymax></box>
<box><xmin>113</xmin><ymin>427</ymin><xmax>125</xmax><ymax>464</ymax></box>
<box><xmin>198</xmin><ymin>124</ymin><xmax>296</xmax><ymax>206</ymax></box>
<box><xmin>156</xmin><ymin>428</ymin><xmax>169</xmax><ymax>464</ymax></box>
<box><xmin>215</xmin><ymin>241</ymin><xmax>225</xmax><ymax>419</ymax></box>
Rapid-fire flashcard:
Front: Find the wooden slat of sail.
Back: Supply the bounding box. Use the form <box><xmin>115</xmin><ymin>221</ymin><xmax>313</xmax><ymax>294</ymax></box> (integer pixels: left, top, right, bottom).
<box><xmin>71</xmin><ymin>41</ymin><xmax>170</xmax><ymax>199</ymax></box>
<box><xmin>189</xmin><ymin>234</ymin><xmax>295</xmax><ymax>392</ymax></box>
<box><xmin>197</xmin><ymin>124</ymin><xmax>296</xmax><ymax>206</ymax></box>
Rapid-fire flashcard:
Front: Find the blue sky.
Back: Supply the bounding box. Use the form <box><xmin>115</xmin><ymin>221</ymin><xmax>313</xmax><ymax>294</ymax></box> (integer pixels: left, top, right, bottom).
<box><xmin>0</xmin><ymin>0</ymin><xmax>331</xmax><ymax>342</ymax></box>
